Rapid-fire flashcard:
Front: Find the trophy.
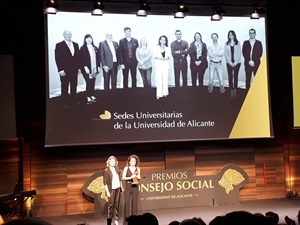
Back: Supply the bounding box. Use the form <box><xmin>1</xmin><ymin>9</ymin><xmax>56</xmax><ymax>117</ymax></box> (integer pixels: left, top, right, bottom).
<box><xmin>132</xmin><ymin>171</ymin><xmax>139</xmax><ymax>184</ymax></box>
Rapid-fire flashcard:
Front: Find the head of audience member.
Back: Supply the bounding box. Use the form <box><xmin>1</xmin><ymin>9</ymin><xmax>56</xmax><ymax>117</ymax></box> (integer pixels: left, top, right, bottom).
<box><xmin>126</xmin><ymin>215</ymin><xmax>143</xmax><ymax>225</ymax></box>
<box><xmin>168</xmin><ymin>220</ymin><xmax>180</xmax><ymax>225</ymax></box>
<box><xmin>253</xmin><ymin>212</ymin><xmax>269</xmax><ymax>225</ymax></box>
<box><xmin>192</xmin><ymin>217</ymin><xmax>206</xmax><ymax>225</ymax></box>
<box><xmin>265</xmin><ymin>211</ymin><xmax>279</xmax><ymax>225</ymax></box>
<box><xmin>180</xmin><ymin>218</ymin><xmax>201</xmax><ymax>225</ymax></box>
<box><xmin>3</xmin><ymin>218</ymin><xmax>52</xmax><ymax>225</ymax></box>
<box><xmin>142</xmin><ymin>212</ymin><xmax>159</xmax><ymax>225</ymax></box>
<box><xmin>224</xmin><ymin>210</ymin><xmax>256</xmax><ymax>225</ymax></box>
<box><xmin>208</xmin><ymin>215</ymin><xmax>226</xmax><ymax>225</ymax></box>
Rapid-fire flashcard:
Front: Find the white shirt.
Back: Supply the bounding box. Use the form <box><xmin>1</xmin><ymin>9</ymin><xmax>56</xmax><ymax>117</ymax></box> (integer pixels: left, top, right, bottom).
<box><xmin>107</xmin><ymin>41</ymin><xmax>117</xmax><ymax>62</ymax></box>
<box><xmin>249</xmin><ymin>39</ymin><xmax>256</xmax><ymax>61</ymax></box>
<box><xmin>87</xmin><ymin>44</ymin><xmax>97</xmax><ymax>73</ymax></box>
<box><xmin>111</xmin><ymin>169</ymin><xmax>121</xmax><ymax>190</ymax></box>
<box><xmin>65</xmin><ymin>40</ymin><xmax>74</xmax><ymax>56</ymax></box>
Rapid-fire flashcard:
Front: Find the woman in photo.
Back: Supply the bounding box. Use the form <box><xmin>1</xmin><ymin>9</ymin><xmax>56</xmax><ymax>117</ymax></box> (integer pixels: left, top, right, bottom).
<box><xmin>79</xmin><ymin>34</ymin><xmax>100</xmax><ymax>104</ymax></box>
<box><xmin>153</xmin><ymin>35</ymin><xmax>171</xmax><ymax>100</ymax></box>
<box><xmin>224</xmin><ymin>30</ymin><xmax>242</xmax><ymax>97</ymax></box>
<box><xmin>136</xmin><ymin>37</ymin><xmax>152</xmax><ymax>88</ymax></box>
<box><xmin>189</xmin><ymin>32</ymin><xmax>208</xmax><ymax>92</ymax></box>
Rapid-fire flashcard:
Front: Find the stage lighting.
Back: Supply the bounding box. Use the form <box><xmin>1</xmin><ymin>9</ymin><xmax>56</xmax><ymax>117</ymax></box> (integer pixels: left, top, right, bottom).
<box><xmin>251</xmin><ymin>5</ymin><xmax>265</xmax><ymax>19</ymax></box>
<box><xmin>44</xmin><ymin>0</ymin><xmax>58</xmax><ymax>14</ymax></box>
<box><xmin>92</xmin><ymin>0</ymin><xmax>105</xmax><ymax>16</ymax></box>
<box><xmin>137</xmin><ymin>0</ymin><xmax>151</xmax><ymax>17</ymax></box>
<box><xmin>174</xmin><ymin>1</ymin><xmax>189</xmax><ymax>18</ymax></box>
<box><xmin>211</xmin><ymin>6</ymin><xmax>225</xmax><ymax>21</ymax></box>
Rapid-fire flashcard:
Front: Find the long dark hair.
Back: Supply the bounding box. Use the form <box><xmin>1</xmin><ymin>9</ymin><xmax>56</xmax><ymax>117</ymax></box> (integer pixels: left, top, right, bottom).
<box><xmin>158</xmin><ymin>35</ymin><xmax>168</xmax><ymax>47</ymax></box>
<box><xmin>226</xmin><ymin>30</ymin><xmax>239</xmax><ymax>45</ymax></box>
<box><xmin>194</xmin><ymin>32</ymin><xmax>203</xmax><ymax>42</ymax></box>
<box><xmin>126</xmin><ymin>154</ymin><xmax>140</xmax><ymax>167</ymax></box>
<box><xmin>82</xmin><ymin>34</ymin><xmax>97</xmax><ymax>49</ymax></box>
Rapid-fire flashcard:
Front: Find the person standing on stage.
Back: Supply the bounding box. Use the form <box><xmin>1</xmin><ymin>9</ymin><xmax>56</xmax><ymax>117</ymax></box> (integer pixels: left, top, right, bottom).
<box><xmin>242</xmin><ymin>28</ymin><xmax>263</xmax><ymax>91</ymax></box>
<box><xmin>104</xmin><ymin>156</ymin><xmax>123</xmax><ymax>225</ymax></box>
<box><xmin>122</xmin><ymin>155</ymin><xmax>141</xmax><ymax>224</ymax></box>
<box><xmin>119</xmin><ymin>27</ymin><xmax>139</xmax><ymax>89</ymax></box>
<box><xmin>170</xmin><ymin>30</ymin><xmax>189</xmax><ymax>88</ymax></box>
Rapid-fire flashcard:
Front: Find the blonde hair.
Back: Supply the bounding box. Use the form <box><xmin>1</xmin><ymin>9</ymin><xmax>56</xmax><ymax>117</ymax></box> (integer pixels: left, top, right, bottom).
<box><xmin>106</xmin><ymin>156</ymin><xmax>118</xmax><ymax>167</ymax></box>
<box><xmin>139</xmin><ymin>37</ymin><xmax>148</xmax><ymax>47</ymax></box>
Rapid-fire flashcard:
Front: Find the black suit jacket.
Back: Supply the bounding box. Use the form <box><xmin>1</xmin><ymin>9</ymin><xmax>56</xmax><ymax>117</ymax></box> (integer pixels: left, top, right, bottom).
<box><xmin>99</xmin><ymin>40</ymin><xmax>119</xmax><ymax>69</ymax></box>
<box><xmin>55</xmin><ymin>41</ymin><xmax>80</xmax><ymax>75</ymax></box>
<box><xmin>103</xmin><ymin>167</ymin><xmax>122</xmax><ymax>193</ymax></box>
<box><xmin>119</xmin><ymin>37</ymin><xmax>138</xmax><ymax>65</ymax></box>
<box><xmin>79</xmin><ymin>44</ymin><xmax>100</xmax><ymax>75</ymax></box>
<box><xmin>189</xmin><ymin>41</ymin><xmax>208</xmax><ymax>69</ymax></box>
<box><xmin>242</xmin><ymin>39</ymin><xmax>263</xmax><ymax>66</ymax></box>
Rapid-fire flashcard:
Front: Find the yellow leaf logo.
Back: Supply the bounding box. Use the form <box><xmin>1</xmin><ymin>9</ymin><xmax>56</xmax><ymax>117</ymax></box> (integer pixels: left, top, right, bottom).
<box><xmin>99</xmin><ymin>110</ymin><xmax>111</xmax><ymax>120</ymax></box>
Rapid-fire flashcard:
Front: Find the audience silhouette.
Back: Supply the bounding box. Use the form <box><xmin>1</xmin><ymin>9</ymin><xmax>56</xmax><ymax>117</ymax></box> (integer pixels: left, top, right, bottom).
<box><xmin>126</xmin><ymin>212</ymin><xmax>158</xmax><ymax>225</ymax></box>
<box><xmin>3</xmin><ymin>208</ymin><xmax>298</xmax><ymax>225</ymax></box>
<box><xmin>2</xmin><ymin>218</ymin><xmax>52</xmax><ymax>225</ymax></box>
<box><xmin>122</xmin><ymin>209</ymin><xmax>300</xmax><ymax>225</ymax></box>
<box><xmin>168</xmin><ymin>220</ymin><xmax>180</xmax><ymax>225</ymax></box>
<box><xmin>179</xmin><ymin>219</ymin><xmax>201</xmax><ymax>225</ymax></box>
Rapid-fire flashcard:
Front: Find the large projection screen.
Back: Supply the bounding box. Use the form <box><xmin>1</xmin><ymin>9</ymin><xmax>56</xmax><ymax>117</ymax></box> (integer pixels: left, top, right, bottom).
<box><xmin>45</xmin><ymin>12</ymin><xmax>273</xmax><ymax>147</ymax></box>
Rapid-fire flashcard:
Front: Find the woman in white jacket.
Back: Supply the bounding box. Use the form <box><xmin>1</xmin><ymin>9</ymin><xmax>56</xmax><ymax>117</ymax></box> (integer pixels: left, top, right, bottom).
<box><xmin>153</xmin><ymin>35</ymin><xmax>171</xmax><ymax>99</ymax></box>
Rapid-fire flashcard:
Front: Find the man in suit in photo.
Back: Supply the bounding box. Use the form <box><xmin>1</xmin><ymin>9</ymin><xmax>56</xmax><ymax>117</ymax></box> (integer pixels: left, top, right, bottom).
<box><xmin>54</xmin><ymin>29</ymin><xmax>80</xmax><ymax>108</ymax></box>
<box><xmin>119</xmin><ymin>27</ymin><xmax>139</xmax><ymax>89</ymax></box>
<box><xmin>99</xmin><ymin>33</ymin><xmax>120</xmax><ymax>91</ymax></box>
<box><xmin>171</xmin><ymin>30</ymin><xmax>189</xmax><ymax>88</ymax></box>
<box><xmin>242</xmin><ymin>28</ymin><xmax>263</xmax><ymax>91</ymax></box>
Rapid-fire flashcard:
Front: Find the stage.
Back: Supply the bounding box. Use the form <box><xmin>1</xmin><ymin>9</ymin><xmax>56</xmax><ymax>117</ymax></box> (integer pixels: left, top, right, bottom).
<box><xmin>40</xmin><ymin>198</ymin><xmax>300</xmax><ymax>225</ymax></box>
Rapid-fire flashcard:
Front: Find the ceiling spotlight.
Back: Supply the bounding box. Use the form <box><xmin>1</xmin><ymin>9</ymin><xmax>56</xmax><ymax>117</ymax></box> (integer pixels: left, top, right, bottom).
<box><xmin>44</xmin><ymin>0</ymin><xmax>58</xmax><ymax>14</ymax></box>
<box><xmin>92</xmin><ymin>0</ymin><xmax>105</xmax><ymax>16</ymax></box>
<box><xmin>251</xmin><ymin>5</ymin><xmax>265</xmax><ymax>19</ymax></box>
<box><xmin>174</xmin><ymin>2</ymin><xmax>189</xmax><ymax>18</ymax></box>
<box><xmin>211</xmin><ymin>6</ymin><xmax>225</xmax><ymax>21</ymax></box>
<box><xmin>137</xmin><ymin>0</ymin><xmax>151</xmax><ymax>17</ymax></box>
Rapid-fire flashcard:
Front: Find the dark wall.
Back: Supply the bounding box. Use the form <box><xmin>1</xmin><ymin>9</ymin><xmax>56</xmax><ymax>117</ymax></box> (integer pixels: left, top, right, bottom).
<box><xmin>0</xmin><ymin>0</ymin><xmax>45</xmax><ymax>141</ymax></box>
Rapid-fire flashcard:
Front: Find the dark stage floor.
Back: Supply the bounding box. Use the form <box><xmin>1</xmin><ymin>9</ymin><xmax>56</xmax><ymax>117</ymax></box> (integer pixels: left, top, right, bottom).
<box><xmin>39</xmin><ymin>198</ymin><xmax>300</xmax><ymax>225</ymax></box>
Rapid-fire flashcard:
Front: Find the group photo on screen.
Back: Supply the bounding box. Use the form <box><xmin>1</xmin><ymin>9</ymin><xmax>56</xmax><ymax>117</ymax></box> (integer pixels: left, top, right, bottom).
<box><xmin>45</xmin><ymin>12</ymin><xmax>271</xmax><ymax>147</ymax></box>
